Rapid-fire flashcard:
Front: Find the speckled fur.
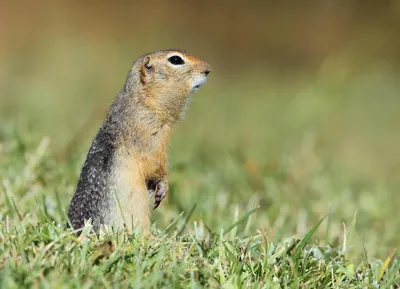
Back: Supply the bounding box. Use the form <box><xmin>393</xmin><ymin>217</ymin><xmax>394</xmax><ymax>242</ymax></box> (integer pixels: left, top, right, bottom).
<box><xmin>67</xmin><ymin>50</ymin><xmax>210</xmax><ymax>235</ymax></box>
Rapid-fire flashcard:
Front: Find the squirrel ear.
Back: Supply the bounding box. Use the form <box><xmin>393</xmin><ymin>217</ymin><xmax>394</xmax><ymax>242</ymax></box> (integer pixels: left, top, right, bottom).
<box><xmin>140</xmin><ymin>56</ymin><xmax>152</xmax><ymax>84</ymax></box>
<box><xmin>143</xmin><ymin>56</ymin><xmax>152</xmax><ymax>70</ymax></box>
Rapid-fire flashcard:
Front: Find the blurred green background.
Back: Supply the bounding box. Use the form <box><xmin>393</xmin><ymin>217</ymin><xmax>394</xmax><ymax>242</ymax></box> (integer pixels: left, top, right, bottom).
<box><xmin>1</xmin><ymin>1</ymin><xmax>400</xmax><ymax>259</ymax></box>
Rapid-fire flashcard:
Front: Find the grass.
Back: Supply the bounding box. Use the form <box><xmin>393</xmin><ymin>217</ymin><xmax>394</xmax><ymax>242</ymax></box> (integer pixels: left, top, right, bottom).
<box><xmin>1</xmin><ymin>36</ymin><xmax>400</xmax><ymax>287</ymax></box>
<box><xmin>0</xmin><ymin>120</ymin><xmax>399</xmax><ymax>288</ymax></box>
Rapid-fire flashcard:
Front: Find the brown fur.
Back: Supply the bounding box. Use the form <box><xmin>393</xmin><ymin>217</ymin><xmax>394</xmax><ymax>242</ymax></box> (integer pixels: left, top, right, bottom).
<box><xmin>67</xmin><ymin>50</ymin><xmax>210</xmax><ymax>236</ymax></box>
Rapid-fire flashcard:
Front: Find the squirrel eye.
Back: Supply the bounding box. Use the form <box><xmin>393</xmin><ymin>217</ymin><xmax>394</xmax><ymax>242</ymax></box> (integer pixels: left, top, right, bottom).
<box><xmin>168</xmin><ymin>55</ymin><xmax>185</xmax><ymax>65</ymax></box>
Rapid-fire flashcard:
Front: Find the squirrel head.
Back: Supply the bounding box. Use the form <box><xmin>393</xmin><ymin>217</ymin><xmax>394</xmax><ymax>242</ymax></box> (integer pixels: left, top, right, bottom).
<box><xmin>133</xmin><ymin>50</ymin><xmax>211</xmax><ymax>123</ymax></box>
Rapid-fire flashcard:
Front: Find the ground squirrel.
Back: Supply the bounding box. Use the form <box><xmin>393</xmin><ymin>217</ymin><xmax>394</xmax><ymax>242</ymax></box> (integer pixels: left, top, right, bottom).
<box><xmin>67</xmin><ymin>50</ymin><xmax>210</xmax><ymax>235</ymax></box>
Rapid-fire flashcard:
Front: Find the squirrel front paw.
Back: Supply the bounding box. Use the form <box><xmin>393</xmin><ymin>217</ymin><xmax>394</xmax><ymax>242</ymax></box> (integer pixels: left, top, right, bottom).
<box><xmin>147</xmin><ymin>179</ymin><xmax>168</xmax><ymax>209</ymax></box>
<box><xmin>154</xmin><ymin>180</ymin><xmax>168</xmax><ymax>209</ymax></box>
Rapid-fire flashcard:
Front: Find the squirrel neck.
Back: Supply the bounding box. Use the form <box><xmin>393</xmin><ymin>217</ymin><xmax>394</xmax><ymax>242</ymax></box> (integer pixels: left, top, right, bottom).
<box><xmin>103</xmin><ymin>90</ymin><xmax>173</xmax><ymax>153</ymax></box>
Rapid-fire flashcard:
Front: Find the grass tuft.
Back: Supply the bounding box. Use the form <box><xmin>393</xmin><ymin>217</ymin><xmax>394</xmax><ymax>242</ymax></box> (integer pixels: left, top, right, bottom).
<box><xmin>0</xmin><ymin>129</ymin><xmax>399</xmax><ymax>288</ymax></box>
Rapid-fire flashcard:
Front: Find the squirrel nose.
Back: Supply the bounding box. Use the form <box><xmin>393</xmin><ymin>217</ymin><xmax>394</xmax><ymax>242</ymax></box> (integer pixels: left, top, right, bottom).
<box><xmin>203</xmin><ymin>63</ymin><xmax>211</xmax><ymax>76</ymax></box>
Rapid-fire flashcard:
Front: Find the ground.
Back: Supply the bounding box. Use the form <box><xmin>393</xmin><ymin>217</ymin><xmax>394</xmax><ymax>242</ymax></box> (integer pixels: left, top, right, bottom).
<box><xmin>1</xmin><ymin>39</ymin><xmax>400</xmax><ymax>287</ymax></box>
<box><xmin>0</xmin><ymin>113</ymin><xmax>399</xmax><ymax>287</ymax></box>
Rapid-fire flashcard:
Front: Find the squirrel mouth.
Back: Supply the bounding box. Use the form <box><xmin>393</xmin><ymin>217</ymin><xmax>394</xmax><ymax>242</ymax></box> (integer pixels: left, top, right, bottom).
<box><xmin>191</xmin><ymin>76</ymin><xmax>207</xmax><ymax>92</ymax></box>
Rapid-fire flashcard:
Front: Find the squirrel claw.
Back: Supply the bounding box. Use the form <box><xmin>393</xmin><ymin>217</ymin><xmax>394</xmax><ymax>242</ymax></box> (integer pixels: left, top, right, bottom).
<box><xmin>153</xmin><ymin>181</ymin><xmax>167</xmax><ymax>210</ymax></box>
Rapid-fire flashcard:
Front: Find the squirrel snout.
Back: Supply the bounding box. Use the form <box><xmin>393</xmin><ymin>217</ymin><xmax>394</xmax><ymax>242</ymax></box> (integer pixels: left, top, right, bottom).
<box><xmin>203</xmin><ymin>63</ymin><xmax>211</xmax><ymax>76</ymax></box>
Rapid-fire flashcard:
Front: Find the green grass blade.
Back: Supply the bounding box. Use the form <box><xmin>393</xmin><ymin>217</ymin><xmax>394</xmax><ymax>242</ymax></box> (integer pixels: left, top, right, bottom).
<box><xmin>223</xmin><ymin>207</ymin><xmax>258</xmax><ymax>235</ymax></box>
<box><xmin>176</xmin><ymin>203</ymin><xmax>197</xmax><ymax>237</ymax></box>
<box><xmin>292</xmin><ymin>214</ymin><xmax>328</xmax><ymax>261</ymax></box>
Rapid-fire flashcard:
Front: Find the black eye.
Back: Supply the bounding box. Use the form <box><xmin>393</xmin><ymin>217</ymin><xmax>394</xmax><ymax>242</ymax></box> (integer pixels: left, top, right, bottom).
<box><xmin>168</xmin><ymin>55</ymin><xmax>185</xmax><ymax>65</ymax></box>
